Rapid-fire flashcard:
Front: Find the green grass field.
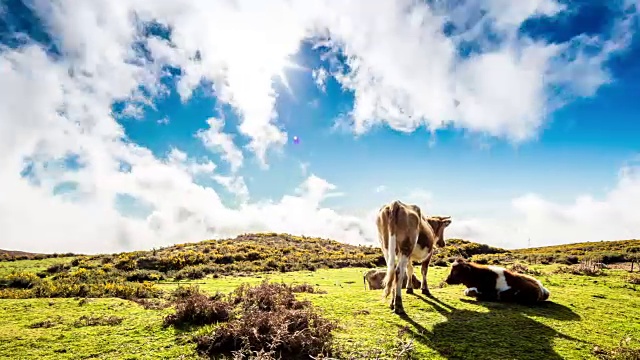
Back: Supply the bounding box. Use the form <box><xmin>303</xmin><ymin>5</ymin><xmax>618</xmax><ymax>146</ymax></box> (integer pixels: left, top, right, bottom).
<box><xmin>1</xmin><ymin>262</ymin><xmax>639</xmax><ymax>359</ymax></box>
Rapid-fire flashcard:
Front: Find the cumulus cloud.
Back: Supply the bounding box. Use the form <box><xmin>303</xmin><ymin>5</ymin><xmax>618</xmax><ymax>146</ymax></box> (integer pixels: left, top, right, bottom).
<box><xmin>1</xmin><ymin>0</ymin><xmax>638</xmax><ymax>253</ymax></box>
<box><xmin>446</xmin><ymin>164</ymin><xmax>640</xmax><ymax>249</ymax></box>
<box><xmin>321</xmin><ymin>0</ymin><xmax>637</xmax><ymax>141</ymax></box>
<box><xmin>213</xmin><ymin>175</ymin><xmax>250</xmax><ymax>203</ymax></box>
<box><xmin>196</xmin><ymin>117</ymin><xmax>245</xmax><ymax>173</ymax></box>
<box><xmin>312</xmin><ymin>67</ymin><xmax>328</xmax><ymax>92</ymax></box>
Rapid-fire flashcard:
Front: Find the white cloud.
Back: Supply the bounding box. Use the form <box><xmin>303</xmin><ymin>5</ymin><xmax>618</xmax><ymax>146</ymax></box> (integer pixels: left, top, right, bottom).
<box><xmin>1</xmin><ymin>0</ymin><xmax>638</xmax><ymax>254</ymax></box>
<box><xmin>316</xmin><ymin>0</ymin><xmax>636</xmax><ymax>141</ymax></box>
<box><xmin>213</xmin><ymin>175</ymin><xmax>250</xmax><ymax>202</ymax></box>
<box><xmin>374</xmin><ymin>185</ymin><xmax>386</xmax><ymax>193</ymax></box>
<box><xmin>294</xmin><ymin>175</ymin><xmax>346</xmax><ymax>203</ymax></box>
<box><xmin>446</xmin><ymin>164</ymin><xmax>640</xmax><ymax>249</ymax></box>
<box><xmin>196</xmin><ymin>117</ymin><xmax>245</xmax><ymax>173</ymax></box>
<box><xmin>312</xmin><ymin>67</ymin><xmax>328</xmax><ymax>92</ymax></box>
<box><xmin>22</xmin><ymin>0</ymin><xmax>635</xmax><ymax>155</ymax></box>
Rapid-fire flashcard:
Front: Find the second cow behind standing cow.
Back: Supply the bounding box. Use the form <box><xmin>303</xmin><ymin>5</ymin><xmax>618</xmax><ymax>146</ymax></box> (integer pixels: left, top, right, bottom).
<box><xmin>363</xmin><ymin>269</ymin><xmax>421</xmax><ymax>290</ymax></box>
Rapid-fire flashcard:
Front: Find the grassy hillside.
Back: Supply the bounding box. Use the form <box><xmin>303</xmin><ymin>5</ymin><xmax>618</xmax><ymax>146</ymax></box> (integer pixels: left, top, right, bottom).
<box><xmin>0</xmin><ymin>233</ymin><xmax>383</xmax><ymax>300</ymax></box>
<box><xmin>469</xmin><ymin>239</ymin><xmax>640</xmax><ymax>267</ymax></box>
<box><xmin>1</xmin><ymin>233</ymin><xmax>639</xmax><ymax>359</ymax></box>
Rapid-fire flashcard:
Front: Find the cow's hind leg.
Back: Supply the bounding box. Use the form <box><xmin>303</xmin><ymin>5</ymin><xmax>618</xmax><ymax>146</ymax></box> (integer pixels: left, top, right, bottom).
<box><xmin>393</xmin><ymin>254</ymin><xmax>409</xmax><ymax>314</ymax></box>
<box><xmin>406</xmin><ymin>262</ymin><xmax>415</xmax><ymax>294</ymax></box>
<box><xmin>420</xmin><ymin>250</ymin><xmax>434</xmax><ymax>296</ymax></box>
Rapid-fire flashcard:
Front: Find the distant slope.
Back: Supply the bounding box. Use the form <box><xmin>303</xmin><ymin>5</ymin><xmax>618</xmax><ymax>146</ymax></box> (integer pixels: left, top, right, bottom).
<box><xmin>513</xmin><ymin>239</ymin><xmax>640</xmax><ymax>255</ymax></box>
<box><xmin>83</xmin><ymin>232</ymin><xmax>386</xmax><ymax>276</ymax></box>
<box><xmin>0</xmin><ymin>249</ymin><xmax>38</xmax><ymax>257</ymax></box>
<box><xmin>0</xmin><ymin>249</ymin><xmax>76</xmax><ymax>262</ymax></box>
<box><xmin>506</xmin><ymin>239</ymin><xmax>640</xmax><ymax>265</ymax></box>
<box><xmin>2</xmin><ymin>234</ymin><xmax>638</xmax><ymax>267</ymax></box>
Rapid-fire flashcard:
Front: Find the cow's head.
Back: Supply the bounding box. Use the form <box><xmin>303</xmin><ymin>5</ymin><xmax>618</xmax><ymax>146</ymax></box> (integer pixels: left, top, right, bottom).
<box><xmin>426</xmin><ymin>215</ymin><xmax>452</xmax><ymax>247</ymax></box>
<box><xmin>444</xmin><ymin>257</ymin><xmax>470</xmax><ymax>285</ymax></box>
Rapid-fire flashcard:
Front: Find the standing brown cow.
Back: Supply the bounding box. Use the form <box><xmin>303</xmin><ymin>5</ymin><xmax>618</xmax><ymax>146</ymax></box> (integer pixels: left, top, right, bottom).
<box><xmin>376</xmin><ymin>200</ymin><xmax>452</xmax><ymax>314</ymax></box>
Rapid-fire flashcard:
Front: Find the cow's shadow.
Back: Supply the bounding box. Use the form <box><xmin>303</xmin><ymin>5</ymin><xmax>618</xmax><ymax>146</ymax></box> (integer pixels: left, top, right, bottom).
<box><xmin>399</xmin><ymin>294</ymin><xmax>585</xmax><ymax>360</ymax></box>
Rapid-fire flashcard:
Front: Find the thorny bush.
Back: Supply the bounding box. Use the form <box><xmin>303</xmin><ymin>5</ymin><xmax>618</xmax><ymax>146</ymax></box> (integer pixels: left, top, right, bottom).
<box><xmin>163</xmin><ymin>280</ymin><xmax>337</xmax><ymax>359</ymax></box>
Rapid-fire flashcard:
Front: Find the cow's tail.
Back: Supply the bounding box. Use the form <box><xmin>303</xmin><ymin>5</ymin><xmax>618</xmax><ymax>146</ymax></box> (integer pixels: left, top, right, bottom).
<box><xmin>363</xmin><ymin>273</ymin><xmax>367</xmax><ymax>290</ymax></box>
<box><xmin>388</xmin><ymin>201</ymin><xmax>401</xmax><ymax>237</ymax></box>
<box><xmin>383</xmin><ymin>202</ymin><xmax>400</xmax><ymax>298</ymax></box>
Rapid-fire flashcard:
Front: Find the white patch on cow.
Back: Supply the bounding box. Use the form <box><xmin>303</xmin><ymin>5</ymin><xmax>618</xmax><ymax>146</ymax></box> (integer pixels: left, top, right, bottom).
<box><xmin>452</xmin><ymin>260</ymin><xmax>459</xmax><ymax>266</ymax></box>
<box><xmin>387</xmin><ymin>234</ymin><xmax>397</xmax><ymax>265</ymax></box>
<box><xmin>464</xmin><ymin>287</ymin><xmax>479</xmax><ymax>296</ymax></box>
<box><xmin>488</xmin><ymin>266</ymin><xmax>511</xmax><ymax>292</ymax></box>
<box><xmin>532</xmin><ymin>278</ymin><xmax>550</xmax><ymax>299</ymax></box>
<box><xmin>410</xmin><ymin>245</ymin><xmax>432</xmax><ymax>262</ymax></box>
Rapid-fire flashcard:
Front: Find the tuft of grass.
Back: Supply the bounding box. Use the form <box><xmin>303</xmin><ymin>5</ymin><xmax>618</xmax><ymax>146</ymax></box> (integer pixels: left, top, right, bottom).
<box><xmin>290</xmin><ymin>283</ymin><xmax>327</xmax><ymax>294</ymax></box>
<box><xmin>553</xmin><ymin>262</ymin><xmax>606</xmax><ymax>276</ymax></box>
<box><xmin>508</xmin><ymin>263</ymin><xmax>542</xmax><ymax>276</ymax></box>
<box><xmin>46</xmin><ymin>263</ymin><xmax>70</xmax><ymax>274</ymax></box>
<box><xmin>73</xmin><ymin>315</ymin><xmax>124</xmax><ymax>327</ymax></box>
<box><xmin>593</xmin><ymin>337</ymin><xmax>640</xmax><ymax>360</ymax></box>
<box><xmin>132</xmin><ymin>298</ymin><xmax>170</xmax><ymax>310</ymax></box>
<box><xmin>627</xmin><ymin>274</ymin><xmax>640</xmax><ymax>285</ymax></box>
<box><xmin>28</xmin><ymin>319</ymin><xmax>59</xmax><ymax>329</ymax></box>
<box><xmin>170</xmin><ymin>284</ymin><xmax>203</xmax><ymax>301</ymax></box>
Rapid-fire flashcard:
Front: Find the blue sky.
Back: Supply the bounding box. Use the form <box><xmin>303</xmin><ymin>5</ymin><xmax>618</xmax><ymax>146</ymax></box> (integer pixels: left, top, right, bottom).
<box><xmin>1</xmin><ymin>0</ymin><xmax>639</xmax><ymax>253</ymax></box>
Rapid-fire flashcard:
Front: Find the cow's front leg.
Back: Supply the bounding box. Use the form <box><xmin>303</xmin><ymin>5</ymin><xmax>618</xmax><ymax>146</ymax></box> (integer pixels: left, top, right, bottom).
<box><xmin>406</xmin><ymin>262</ymin><xmax>415</xmax><ymax>294</ymax></box>
<box><xmin>464</xmin><ymin>287</ymin><xmax>480</xmax><ymax>297</ymax></box>
<box><xmin>420</xmin><ymin>252</ymin><xmax>434</xmax><ymax>296</ymax></box>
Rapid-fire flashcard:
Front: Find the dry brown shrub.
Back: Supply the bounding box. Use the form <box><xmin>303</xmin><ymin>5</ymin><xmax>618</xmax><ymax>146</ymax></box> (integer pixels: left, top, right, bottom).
<box><xmin>508</xmin><ymin>263</ymin><xmax>542</xmax><ymax>276</ymax></box>
<box><xmin>133</xmin><ymin>298</ymin><xmax>170</xmax><ymax>310</ymax></box>
<box><xmin>192</xmin><ymin>280</ymin><xmax>337</xmax><ymax>359</ymax></box>
<box><xmin>553</xmin><ymin>261</ymin><xmax>605</xmax><ymax>276</ymax></box>
<box><xmin>163</xmin><ymin>291</ymin><xmax>233</xmax><ymax>328</ymax></box>
<box><xmin>627</xmin><ymin>275</ymin><xmax>640</xmax><ymax>285</ymax></box>
<box><xmin>593</xmin><ymin>337</ymin><xmax>640</xmax><ymax>360</ymax></box>
<box><xmin>290</xmin><ymin>283</ymin><xmax>327</xmax><ymax>294</ymax></box>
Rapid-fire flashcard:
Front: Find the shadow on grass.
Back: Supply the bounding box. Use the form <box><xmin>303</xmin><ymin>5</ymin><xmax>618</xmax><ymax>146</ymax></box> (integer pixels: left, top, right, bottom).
<box><xmin>401</xmin><ymin>294</ymin><xmax>586</xmax><ymax>360</ymax></box>
<box><xmin>458</xmin><ymin>298</ymin><xmax>581</xmax><ymax>321</ymax></box>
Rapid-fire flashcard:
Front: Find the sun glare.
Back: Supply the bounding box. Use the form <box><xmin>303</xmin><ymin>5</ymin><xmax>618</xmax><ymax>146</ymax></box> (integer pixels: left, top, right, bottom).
<box><xmin>273</xmin><ymin>58</ymin><xmax>306</xmax><ymax>94</ymax></box>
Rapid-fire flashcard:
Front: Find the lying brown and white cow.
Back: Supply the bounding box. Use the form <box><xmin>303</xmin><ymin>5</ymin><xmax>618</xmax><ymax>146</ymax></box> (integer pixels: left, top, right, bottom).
<box><xmin>444</xmin><ymin>258</ymin><xmax>550</xmax><ymax>304</ymax></box>
<box><xmin>376</xmin><ymin>200</ymin><xmax>452</xmax><ymax>314</ymax></box>
<box><xmin>363</xmin><ymin>269</ymin><xmax>421</xmax><ymax>290</ymax></box>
